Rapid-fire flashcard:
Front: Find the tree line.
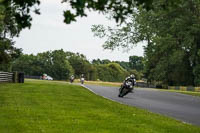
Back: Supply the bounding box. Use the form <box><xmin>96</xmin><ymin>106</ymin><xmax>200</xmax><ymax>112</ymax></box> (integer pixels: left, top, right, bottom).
<box><xmin>0</xmin><ymin>0</ymin><xmax>176</xmax><ymax>69</ymax></box>
<box><xmin>9</xmin><ymin>49</ymin><xmax>144</xmax><ymax>82</ymax></box>
<box><xmin>0</xmin><ymin>0</ymin><xmax>152</xmax><ymax>70</ymax></box>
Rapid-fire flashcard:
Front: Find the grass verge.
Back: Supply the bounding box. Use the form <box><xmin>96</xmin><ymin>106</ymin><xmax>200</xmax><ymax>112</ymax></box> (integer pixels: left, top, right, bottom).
<box><xmin>84</xmin><ymin>80</ymin><xmax>121</xmax><ymax>87</ymax></box>
<box><xmin>0</xmin><ymin>80</ymin><xmax>199</xmax><ymax>133</ymax></box>
<box><xmin>167</xmin><ymin>90</ymin><xmax>200</xmax><ymax>97</ymax></box>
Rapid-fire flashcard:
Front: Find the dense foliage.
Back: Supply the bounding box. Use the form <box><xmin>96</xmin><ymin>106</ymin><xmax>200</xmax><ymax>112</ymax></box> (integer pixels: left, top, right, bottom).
<box><xmin>12</xmin><ymin>50</ymin><xmax>74</xmax><ymax>80</ymax></box>
<box><xmin>12</xmin><ymin>49</ymin><xmax>143</xmax><ymax>81</ymax></box>
<box><xmin>95</xmin><ymin>63</ymin><xmax>128</xmax><ymax>82</ymax></box>
<box><xmin>61</xmin><ymin>0</ymin><xmax>182</xmax><ymax>24</ymax></box>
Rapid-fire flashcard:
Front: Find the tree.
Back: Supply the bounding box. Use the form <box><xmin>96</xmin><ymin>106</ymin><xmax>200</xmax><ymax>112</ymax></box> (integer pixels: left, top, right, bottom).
<box><xmin>0</xmin><ymin>0</ymin><xmax>40</xmax><ymax>69</ymax></box>
<box><xmin>88</xmin><ymin>65</ymin><xmax>98</xmax><ymax>81</ymax></box>
<box><xmin>67</xmin><ymin>52</ymin><xmax>91</xmax><ymax>79</ymax></box>
<box><xmin>92</xmin><ymin>58</ymin><xmax>111</xmax><ymax>65</ymax></box>
<box><xmin>92</xmin><ymin>0</ymin><xmax>200</xmax><ymax>86</ymax></box>
<box><xmin>62</xmin><ymin>0</ymin><xmax>151</xmax><ymax>24</ymax></box>
<box><xmin>92</xmin><ymin>58</ymin><xmax>102</xmax><ymax>65</ymax></box>
<box><xmin>129</xmin><ymin>56</ymin><xmax>144</xmax><ymax>71</ymax></box>
<box><xmin>129</xmin><ymin>69</ymin><xmax>143</xmax><ymax>80</ymax></box>
<box><xmin>96</xmin><ymin>63</ymin><xmax>128</xmax><ymax>82</ymax></box>
<box><xmin>12</xmin><ymin>50</ymin><xmax>74</xmax><ymax>80</ymax></box>
<box><xmin>142</xmin><ymin>0</ymin><xmax>200</xmax><ymax>86</ymax></box>
<box><xmin>1</xmin><ymin>0</ymin><xmax>40</xmax><ymax>35</ymax></box>
<box><xmin>37</xmin><ymin>50</ymin><xmax>74</xmax><ymax>80</ymax></box>
<box><xmin>50</xmin><ymin>50</ymin><xmax>74</xmax><ymax>80</ymax></box>
<box><xmin>61</xmin><ymin>0</ymin><xmax>184</xmax><ymax>24</ymax></box>
<box><xmin>0</xmin><ymin>39</ymin><xmax>21</xmax><ymax>71</ymax></box>
<box><xmin>12</xmin><ymin>54</ymin><xmax>43</xmax><ymax>76</ymax></box>
<box><xmin>1</xmin><ymin>0</ymin><xmax>181</xmax><ymax>25</ymax></box>
<box><xmin>114</xmin><ymin>61</ymin><xmax>130</xmax><ymax>70</ymax></box>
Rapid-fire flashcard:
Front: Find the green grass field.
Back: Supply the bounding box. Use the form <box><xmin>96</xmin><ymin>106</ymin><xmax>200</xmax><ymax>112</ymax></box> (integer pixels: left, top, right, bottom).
<box><xmin>84</xmin><ymin>80</ymin><xmax>121</xmax><ymax>87</ymax></box>
<box><xmin>73</xmin><ymin>79</ymin><xmax>121</xmax><ymax>87</ymax></box>
<box><xmin>0</xmin><ymin>80</ymin><xmax>200</xmax><ymax>133</ymax></box>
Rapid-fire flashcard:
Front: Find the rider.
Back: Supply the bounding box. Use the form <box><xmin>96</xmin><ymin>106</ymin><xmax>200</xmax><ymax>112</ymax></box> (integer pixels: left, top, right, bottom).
<box><xmin>70</xmin><ymin>75</ymin><xmax>74</xmax><ymax>83</ymax></box>
<box><xmin>80</xmin><ymin>74</ymin><xmax>84</xmax><ymax>84</ymax></box>
<box><xmin>123</xmin><ymin>74</ymin><xmax>136</xmax><ymax>92</ymax></box>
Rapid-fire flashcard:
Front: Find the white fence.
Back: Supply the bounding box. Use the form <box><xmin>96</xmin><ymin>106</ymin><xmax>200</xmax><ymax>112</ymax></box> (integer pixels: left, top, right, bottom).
<box><xmin>0</xmin><ymin>72</ymin><xmax>13</xmax><ymax>82</ymax></box>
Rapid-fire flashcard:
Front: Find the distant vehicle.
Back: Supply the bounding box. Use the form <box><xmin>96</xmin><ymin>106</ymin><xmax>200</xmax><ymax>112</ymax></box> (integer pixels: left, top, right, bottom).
<box><xmin>42</xmin><ymin>74</ymin><xmax>53</xmax><ymax>80</ymax></box>
<box><xmin>46</xmin><ymin>76</ymin><xmax>53</xmax><ymax>80</ymax></box>
<box><xmin>70</xmin><ymin>75</ymin><xmax>75</xmax><ymax>83</ymax></box>
<box><xmin>80</xmin><ymin>77</ymin><xmax>84</xmax><ymax>84</ymax></box>
<box><xmin>80</xmin><ymin>74</ymin><xmax>84</xmax><ymax>84</ymax></box>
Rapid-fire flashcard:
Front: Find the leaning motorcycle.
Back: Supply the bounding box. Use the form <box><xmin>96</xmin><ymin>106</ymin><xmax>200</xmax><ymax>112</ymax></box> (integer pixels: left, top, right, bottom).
<box><xmin>118</xmin><ymin>80</ymin><xmax>133</xmax><ymax>97</ymax></box>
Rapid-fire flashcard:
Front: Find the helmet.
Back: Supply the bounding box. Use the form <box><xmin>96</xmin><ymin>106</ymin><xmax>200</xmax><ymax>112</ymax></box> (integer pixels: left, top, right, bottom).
<box><xmin>130</xmin><ymin>74</ymin><xmax>135</xmax><ymax>78</ymax></box>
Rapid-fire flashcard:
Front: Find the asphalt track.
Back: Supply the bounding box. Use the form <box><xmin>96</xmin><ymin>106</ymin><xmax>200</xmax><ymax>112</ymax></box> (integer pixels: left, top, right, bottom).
<box><xmin>83</xmin><ymin>84</ymin><xmax>200</xmax><ymax>126</ymax></box>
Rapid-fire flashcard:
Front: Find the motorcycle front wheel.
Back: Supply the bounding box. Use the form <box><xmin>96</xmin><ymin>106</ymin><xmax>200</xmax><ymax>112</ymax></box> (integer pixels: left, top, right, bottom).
<box><xmin>118</xmin><ymin>87</ymin><xmax>129</xmax><ymax>97</ymax></box>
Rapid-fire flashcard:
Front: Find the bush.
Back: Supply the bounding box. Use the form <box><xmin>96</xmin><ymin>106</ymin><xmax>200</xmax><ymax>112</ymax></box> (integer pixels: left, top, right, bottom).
<box><xmin>96</xmin><ymin>63</ymin><xmax>128</xmax><ymax>82</ymax></box>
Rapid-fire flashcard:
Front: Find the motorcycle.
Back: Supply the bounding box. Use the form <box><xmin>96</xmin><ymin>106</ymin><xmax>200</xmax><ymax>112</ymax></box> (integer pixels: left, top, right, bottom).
<box><xmin>80</xmin><ymin>78</ymin><xmax>84</xmax><ymax>84</ymax></box>
<box><xmin>118</xmin><ymin>80</ymin><xmax>134</xmax><ymax>97</ymax></box>
<box><xmin>70</xmin><ymin>78</ymin><xmax>74</xmax><ymax>83</ymax></box>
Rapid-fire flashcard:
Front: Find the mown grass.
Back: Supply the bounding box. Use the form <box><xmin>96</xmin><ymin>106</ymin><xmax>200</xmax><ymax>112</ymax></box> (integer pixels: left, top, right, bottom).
<box><xmin>72</xmin><ymin>79</ymin><xmax>121</xmax><ymax>87</ymax></box>
<box><xmin>84</xmin><ymin>80</ymin><xmax>121</xmax><ymax>87</ymax></box>
<box><xmin>0</xmin><ymin>80</ymin><xmax>200</xmax><ymax>133</ymax></box>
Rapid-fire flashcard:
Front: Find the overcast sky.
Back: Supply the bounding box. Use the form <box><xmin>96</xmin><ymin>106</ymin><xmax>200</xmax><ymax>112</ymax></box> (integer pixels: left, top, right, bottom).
<box><xmin>14</xmin><ymin>0</ymin><xmax>145</xmax><ymax>62</ymax></box>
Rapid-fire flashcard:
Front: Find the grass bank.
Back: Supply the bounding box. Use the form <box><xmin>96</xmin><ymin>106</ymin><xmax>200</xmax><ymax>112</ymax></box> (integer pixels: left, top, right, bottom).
<box><xmin>0</xmin><ymin>80</ymin><xmax>199</xmax><ymax>133</ymax></box>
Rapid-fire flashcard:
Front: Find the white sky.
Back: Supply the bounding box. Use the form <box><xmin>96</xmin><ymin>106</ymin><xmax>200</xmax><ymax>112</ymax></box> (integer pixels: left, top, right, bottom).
<box><xmin>14</xmin><ymin>0</ymin><xmax>145</xmax><ymax>62</ymax></box>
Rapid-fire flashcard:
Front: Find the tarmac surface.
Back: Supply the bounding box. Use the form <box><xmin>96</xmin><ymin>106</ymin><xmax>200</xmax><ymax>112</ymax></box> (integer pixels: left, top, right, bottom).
<box><xmin>84</xmin><ymin>84</ymin><xmax>200</xmax><ymax>126</ymax></box>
